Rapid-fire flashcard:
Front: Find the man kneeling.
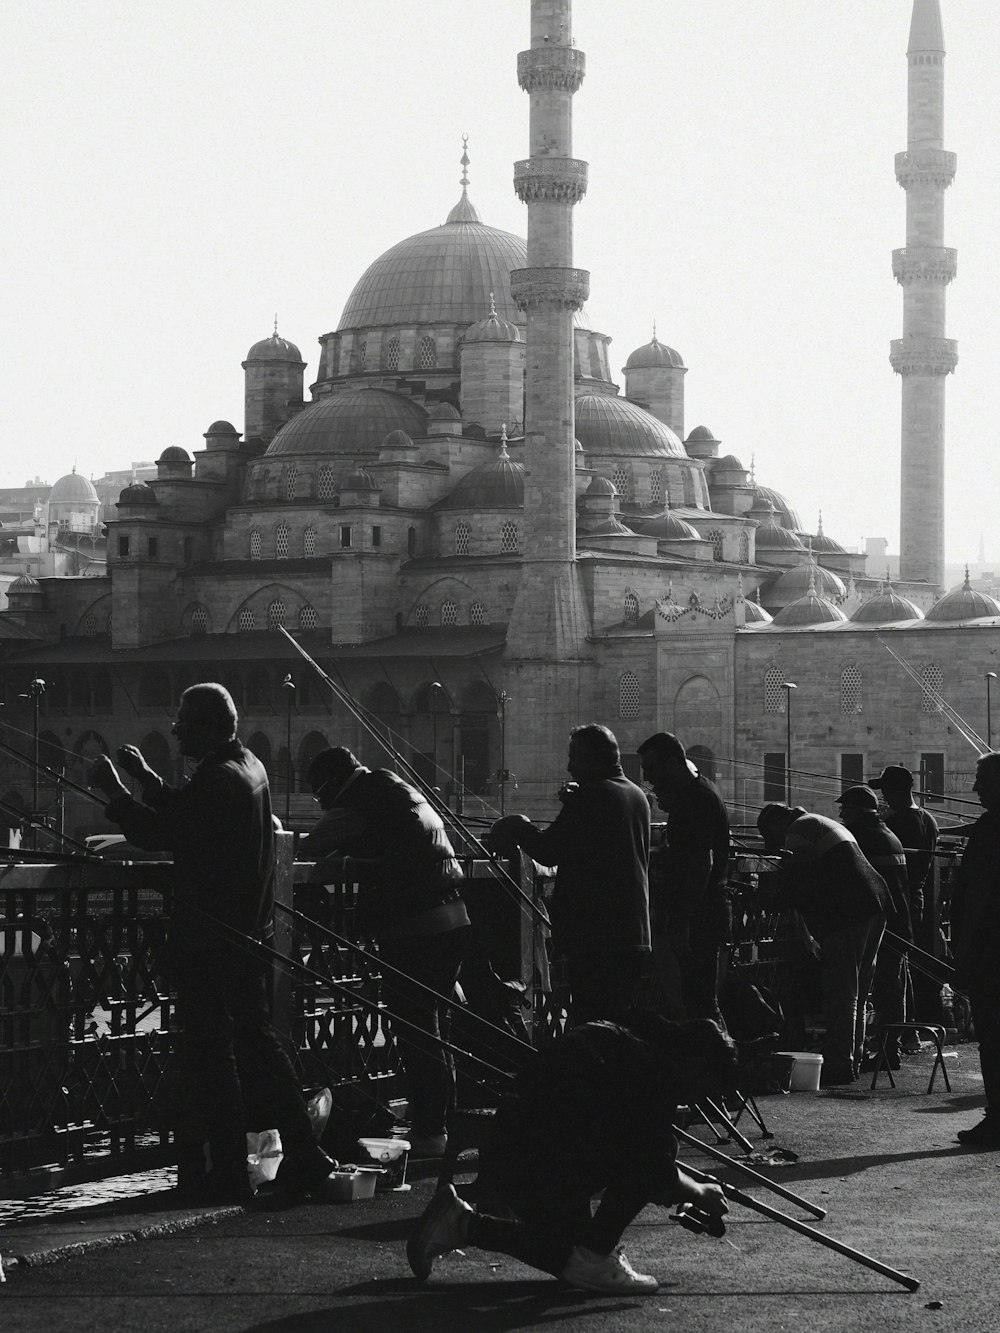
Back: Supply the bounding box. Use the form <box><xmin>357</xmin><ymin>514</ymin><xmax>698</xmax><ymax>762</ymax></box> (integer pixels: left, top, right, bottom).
<box><xmin>407</xmin><ymin>1012</ymin><xmax>733</xmax><ymax>1294</ymax></box>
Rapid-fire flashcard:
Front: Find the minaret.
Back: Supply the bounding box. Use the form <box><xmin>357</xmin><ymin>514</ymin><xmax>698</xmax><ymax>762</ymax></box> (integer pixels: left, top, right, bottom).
<box><xmin>890</xmin><ymin>0</ymin><xmax>957</xmax><ymax>589</ymax></box>
<box><xmin>506</xmin><ymin>0</ymin><xmax>590</xmax><ymax>659</ymax></box>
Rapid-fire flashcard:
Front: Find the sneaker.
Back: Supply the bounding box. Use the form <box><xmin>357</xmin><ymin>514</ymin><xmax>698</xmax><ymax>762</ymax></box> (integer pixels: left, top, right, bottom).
<box><xmin>956</xmin><ymin>1118</ymin><xmax>1000</xmax><ymax>1148</ymax></box>
<box><xmin>407</xmin><ymin>1132</ymin><xmax>448</xmax><ymax>1158</ymax></box>
<box><xmin>560</xmin><ymin>1244</ymin><xmax>659</xmax><ymax>1295</ymax></box>
<box><xmin>407</xmin><ymin>1183</ymin><xmax>474</xmax><ymax>1280</ymax></box>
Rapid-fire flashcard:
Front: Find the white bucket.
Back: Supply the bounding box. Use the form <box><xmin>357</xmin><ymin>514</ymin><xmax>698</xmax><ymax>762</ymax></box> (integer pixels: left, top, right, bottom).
<box><xmin>775</xmin><ymin>1051</ymin><xmax>823</xmax><ymax>1091</ymax></box>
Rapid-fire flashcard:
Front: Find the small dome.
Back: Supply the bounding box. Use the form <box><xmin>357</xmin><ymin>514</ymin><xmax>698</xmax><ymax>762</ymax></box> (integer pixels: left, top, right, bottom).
<box><xmin>50</xmin><ymin>470</ymin><xmax>98</xmax><ymax>503</ymax></box>
<box><xmin>851</xmin><ymin>589</ymin><xmax>925</xmax><ymax>624</ymax></box>
<box><xmin>381</xmin><ymin>428</ymin><xmax>416</xmax><ymax>450</ymax></box>
<box><xmin>687</xmin><ymin>425</ymin><xmax>719</xmax><ymax>443</ymax></box>
<box><xmin>741</xmin><ymin>597</ymin><xmax>773</xmax><ymax>624</ymax></box>
<box><xmin>586</xmin><ymin>476</ymin><xmax>617</xmax><ymax>496</ymax></box>
<box><xmin>925</xmin><ymin>570</ymin><xmax>1000</xmax><ymax>622</ymax></box>
<box><xmin>714</xmin><ymin>453</ymin><xmax>745</xmax><ymax>472</ymax></box>
<box><xmin>772</xmin><ymin>561</ymin><xmax>846</xmax><ymax>601</ymax></box>
<box><xmin>438</xmin><ymin>445</ymin><xmax>524</xmax><ymax>510</ymax></box>
<box><xmin>245</xmin><ymin>332</ymin><xmax>303</xmax><ymax>363</ymax></box>
<box><xmin>624</xmin><ymin>336</ymin><xmax>684</xmax><ymax>371</ymax></box>
<box><xmin>772</xmin><ymin>592</ymin><xmax>848</xmax><ymax>627</ymax></box>
<box><xmin>750</xmin><ymin>485</ymin><xmax>802</xmax><ymax>532</ymax></box>
<box><xmin>634</xmin><ymin>511</ymin><xmax>701</xmax><ymax>541</ymax></box>
<box><xmin>205</xmin><ymin>420</ymin><xmax>239</xmax><ymax>437</ymax></box>
<box><xmin>575</xmin><ymin>392</ymin><xmax>686</xmax><ymax>458</ymax></box>
<box><xmin>118</xmin><ymin>481</ymin><xmax>157</xmax><ymax>506</ymax></box>
<box><xmin>157</xmin><ymin>446</ymin><xmax>191</xmax><ymax>464</ymax></box>
<box><xmin>266</xmin><ymin>389</ymin><xmax>427</xmax><ymax>459</ymax></box>
<box><xmin>427</xmin><ymin>401</ymin><xmax>462</xmax><ymax>421</ymax></box>
<box><xmin>755</xmin><ymin>515</ymin><xmax>806</xmax><ymax>554</ymax></box>
<box><xmin>797</xmin><ymin>511</ymin><xmax>845</xmax><ymax>555</ymax></box>
<box><xmin>343</xmin><ymin>467</ymin><xmax>378</xmax><ymax>491</ymax></box>
<box><xmin>464</xmin><ymin>300</ymin><xmax>522</xmax><ymax>344</ymax></box>
<box><xmin>10</xmin><ymin>572</ymin><xmax>39</xmax><ymax>591</ymax></box>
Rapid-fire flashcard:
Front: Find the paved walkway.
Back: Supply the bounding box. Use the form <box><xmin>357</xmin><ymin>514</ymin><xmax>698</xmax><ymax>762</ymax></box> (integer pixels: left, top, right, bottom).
<box><xmin>1</xmin><ymin>1045</ymin><xmax>997</xmax><ymax>1332</ymax></box>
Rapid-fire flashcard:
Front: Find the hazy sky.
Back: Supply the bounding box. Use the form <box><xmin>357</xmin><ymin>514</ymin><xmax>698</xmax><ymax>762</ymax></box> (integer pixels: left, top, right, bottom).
<box><xmin>3</xmin><ymin>1</ymin><xmax>997</xmax><ymax>564</ymax></box>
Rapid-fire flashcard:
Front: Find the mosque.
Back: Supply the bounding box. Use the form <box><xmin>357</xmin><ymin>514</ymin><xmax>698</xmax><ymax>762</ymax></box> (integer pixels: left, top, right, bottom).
<box><xmin>1</xmin><ymin>0</ymin><xmax>997</xmax><ymax>838</ymax></box>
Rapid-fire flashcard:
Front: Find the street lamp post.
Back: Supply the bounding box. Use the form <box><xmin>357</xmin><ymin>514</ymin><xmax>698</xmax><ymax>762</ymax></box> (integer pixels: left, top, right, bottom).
<box><xmin>281</xmin><ymin>674</ymin><xmax>295</xmax><ymax>825</ymax></box>
<box><xmin>430</xmin><ymin>682</ymin><xmax>446</xmax><ymax>792</ymax></box>
<box><xmin>20</xmin><ymin>679</ymin><xmax>47</xmax><ymax>848</ymax></box>
<box><xmin>987</xmin><ymin>672</ymin><xmax>997</xmax><ymax>751</ymax></box>
<box><xmin>498</xmin><ymin>689</ymin><xmax>509</xmax><ymax>815</ymax></box>
<box><xmin>783</xmin><ymin>681</ymin><xmax>798</xmax><ymax>805</ymax></box>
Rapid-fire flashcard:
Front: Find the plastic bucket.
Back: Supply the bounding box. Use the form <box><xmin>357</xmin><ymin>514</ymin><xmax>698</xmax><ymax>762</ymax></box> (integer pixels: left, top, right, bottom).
<box><xmin>357</xmin><ymin>1137</ymin><xmax>410</xmax><ymax>1191</ymax></box>
<box><xmin>775</xmin><ymin>1051</ymin><xmax>823</xmax><ymax>1091</ymax></box>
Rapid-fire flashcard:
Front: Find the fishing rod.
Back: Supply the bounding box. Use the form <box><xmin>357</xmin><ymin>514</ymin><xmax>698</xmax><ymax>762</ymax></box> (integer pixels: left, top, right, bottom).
<box><xmin>0</xmin><ymin>731</ymin><xmax>105</xmax><ymax>807</ymax></box>
<box><xmin>878</xmin><ymin>637</ymin><xmax>989</xmax><ymax>757</ymax></box>
<box><xmin>0</xmin><ymin>793</ymin><xmax>98</xmax><ymax>856</ymax></box>
<box><xmin>276</xmin><ymin>627</ymin><xmax>550</xmax><ymax>929</ymax></box>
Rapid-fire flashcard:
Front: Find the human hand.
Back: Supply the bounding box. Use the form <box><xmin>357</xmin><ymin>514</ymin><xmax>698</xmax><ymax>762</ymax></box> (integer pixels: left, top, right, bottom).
<box><xmin>557</xmin><ymin>782</ymin><xmax>579</xmax><ymax>804</ymax></box>
<box><xmin>487</xmin><ymin>814</ymin><xmax>532</xmax><ymax>857</ymax></box>
<box><xmin>679</xmin><ymin>1175</ymin><xmax>728</xmax><ymax>1222</ymax></box>
<box><xmin>89</xmin><ymin>755</ymin><xmax>128</xmax><ymax>800</ymax></box>
<box><xmin>117</xmin><ymin>744</ymin><xmax>156</xmax><ymax>784</ymax></box>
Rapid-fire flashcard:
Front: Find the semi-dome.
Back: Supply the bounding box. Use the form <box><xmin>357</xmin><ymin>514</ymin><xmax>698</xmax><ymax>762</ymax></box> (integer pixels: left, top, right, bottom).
<box><xmin>50</xmin><ymin>469</ymin><xmax>98</xmax><ymax>503</ymax></box>
<box><xmin>336</xmin><ymin>200</ymin><xmax>591</xmax><ymax>331</ymax></box>
<box><xmin>772</xmin><ymin>560</ymin><xmax>846</xmax><ymax>602</ymax></box>
<box><xmin>741</xmin><ymin>597</ymin><xmax>773</xmax><ymax>624</ymax></box>
<box><xmin>245</xmin><ymin>332</ymin><xmax>303</xmax><ymax>363</ymax></box>
<box><xmin>772</xmin><ymin>591</ymin><xmax>848</xmax><ymax>627</ymax></box>
<box><xmin>266</xmin><ymin>389</ymin><xmax>427</xmax><ymax>459</ymax></box>
<box><xmin>574</xmin><ymin>393</ymin><xmax>686</xmax><ymax>458</ymax></box>
<box><xmin>437</xmin><ymin>444</ymin><xmax>524</xmax><ymax>510</ymax></box>
<box><xmin>851</xmin><ymin>588</ymin><xmax>925</xmax><ymax>624</ymax></box>
<box><xmin>750</xmin><ymin>485</ymin><xmax>802</xmax><ymax>532</ymax></box>
<box><xmin>624</xmin><ymin>335</ymin><xmax>684</xmax><ymax>371</ymax></box>
<box><xmin>118</xmin><ymin>481</ymin><xmax>156</xmax><ymax>505</ymax></box>
<box><xmin>925</xmin><ymin>570</ymin><xmax>1000</xmax><ymax>622</ymax></box>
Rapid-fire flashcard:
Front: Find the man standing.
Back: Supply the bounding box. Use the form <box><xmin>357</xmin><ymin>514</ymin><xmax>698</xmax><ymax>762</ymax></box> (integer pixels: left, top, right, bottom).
<box><xmin>757</xmin><ymin>802</ymin><xmax>889</xmax><ymax>1087</ymax></box>
<box><xmin>89</xmin><ymin>683</ymin><xmax>336</xmax><ymax>1202</ymax></box>
<box><xmin>950</xmin><ymin>752</ymin><xmax>1000</xmax><ymax>1147</ymax></box>
<box><xmin>300</xmin><ymin>746</ymin><xmax>471</xmax><ymax>1159</ymax></box>
<box><xmin>488</xmin><ymin>724</ymin><xmax>651</xmax><ymax>1025</ymax></box>
<box><xmin>637</xmin><ymin>732</ymin><xmax>731</xmax><ymax>1025</ymax></box>
<box><xmin>835</xmin><ymin>785</ymin><xmax>912</xmax><ymax>1069</ymax></box>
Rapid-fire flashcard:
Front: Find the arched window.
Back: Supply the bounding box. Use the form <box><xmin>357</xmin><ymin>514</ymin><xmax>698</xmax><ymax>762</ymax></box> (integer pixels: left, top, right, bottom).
<box><xmin>419</xmin><ymin>336</ymin><xmax>437</xmax><ymax>369</ymax></box>
<box><xmin>83</xmin><ymin>613</ymin><xmax>99</xmax><ymax>636</ymax></box>
<box><xmin>238</xmin><ymin>607</ymin><xmax>255</xmax><ymax>633</ymax></box>
<box><xmin>455</xmin><ymin>522</ymin><xmax>471</xmax><ymax>556</ymax></box>
<box><xmin>385</xmin><ymin>336</ymin><xmax>400</xmax><ymax>371</ymax></box>
<box><xmin>841</xmin><ymin>665</ymin><xmax>862</xmax><ymax>714</ymax></box>
<box><xmin>738</xmin><ymin>529</ymin><xmax>750</xmax><ymax>563</ymax></box>
<box><xmin>650</xmin><ymin>469</ymin><xmax>662</xmax><ymax>505</ymax></box>
<box><xmin>249</xmin><ymin>529</ymin><xmax>262</xmax><ymax>559</ymax></box>
<box><xmin>318</xmin><ymin>466</ymin><xmax>336</xmax><ymax>500</ymax></box>
<box><xmin>285</xmin><ymin>465</ymin><xmax>298</xmax><ymax>501</ymax></box>
<box><xmin>624</xmin><ymin>591</ymin><xmax>639</xmax><ymax>623</ymax></box>
<box><xmin>299</xmin><ymin>604</ymin><xmax>318</xmax><ymax>631</ymax></box>
<box><xmin>707</xmin><ymin>529</ymin><xmax>724</xmax><ymax>561</ymax></box>
<box><xmin>191</xmin><ymin>605</ymin><xmax>208</xmax><ymax>635</ymax></box>
<box><xmin>619</xmin><ymin>671</ymin><xmax>640</xmax><ymax>718</ymax></box>
<box><xmin>275</xmin><ymin>523</ymin><xmax>289</xmax><ymax>558</ymax></box>
<box><xmin>921</xmin><ymin>663</ymin><xmax>943</xmax><ymax>714</ymax></box>
<box><xmin>268</xmin><ymin>599</ymin><xmax>286</xmax><ymax>630</ymax></box>
<box><xmin>304</xmin><ymin>526</ymin><xmax>317</xmax><ymax>556</ymax></box>
<box><xmin>764</xmin><ymin>666</ymin><xmax>785</xmax><ymax>714</ymax></box>
<box><xmin>500</xmin><ymin>521</ymin><xmax>519</xmax><ymax>554</ymax></box>
<box><xmin>442</xmin><ymin>599</ymin><xmax>458</xmax><ymax>627</ymax></box>
<box><xmin>470</xmin><ymin>601</ymin><xmax>486</xmax><ymax>626</ymax></box>
<box><xmin>612</xmin><ymin>465</ymin><xmax>629</xmax><ymax>500</ymax></box>
<box><xmin>415</xmin><ymin>604</ymin><xmax>429</xmax><ymax>627</ymax></box>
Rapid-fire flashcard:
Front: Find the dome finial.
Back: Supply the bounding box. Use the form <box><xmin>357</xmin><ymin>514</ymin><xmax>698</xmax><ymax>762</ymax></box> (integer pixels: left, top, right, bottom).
<box><xmin>750</xmin><ymin>453</ymin><xmax>756</xmax><ymax>484</ymax></box>
<box><xmin>446</xmin><ymin>135</ymin><xmax>482</xmax><ymax>223</ymax></box>
<box><xmin>273</xmin><ymin>313</ymin><xmax>279</xmax><ymax>337</ymax></box>
<box><xmin>489</xmin><ymin>291</ymin><xmax>497</xmax><ymax>318</ymax></box>
<box><xmin>499</xmin><ymin>423</ymin><xmax>510</xmax><ymax>459</ymax></box>
<box><xmin>460</xmin><ymin>134</ymin><xmax>470</xmax><ymax>190</ymax></box>
<box><xmin>817</xmin><ymin>509</ymin><xmax>824</xmax><ymax>536</ymax></box>
<box><xmin>964</xmin><ymin>564</ymin><xmax>972</xmax><ymax>590</ymax></box>
<box><xmin>651</xmin><ymin>319</ymin><xmax>657</xmax><ymax>344</ymax></box>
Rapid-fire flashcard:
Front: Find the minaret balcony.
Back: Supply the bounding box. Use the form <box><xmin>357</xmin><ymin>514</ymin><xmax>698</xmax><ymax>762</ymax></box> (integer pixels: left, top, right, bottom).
<box><xmin>889</xmin><ymin>336</ymin><xmax>958</xmax><ymax>376</ymax></box>
<box><xmin>895</xmin><ymin>149</ymin><xmax>957</xmax><ymax>189</ymax></box>
<box><xmin>514</xmin><ymin>158</ymin><xmax>589</xmax><ymax>204</ymax></box>
<box><xmin>510</xmin><ymin>267</ymin><xmax>590</xmax><ymax>313</ymax></box>
<box><xmin>517</xmin><ymin>47</ymin><xmax>586</xmax><ymax>94</ymax></box>
<box><xmin>892</xmin><ymin>247</ymin><xmax>957</xmax><ymax>285</ymax></box>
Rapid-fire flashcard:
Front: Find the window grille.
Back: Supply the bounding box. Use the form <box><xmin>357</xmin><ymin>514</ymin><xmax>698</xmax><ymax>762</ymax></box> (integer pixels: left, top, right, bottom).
<box><xmin>415</xmin><ymin>604</ymin><xmax>429</xmax><ymax>627</ymax></box>
<box><xmin>455</xmin><ymin>523</ymin><xmax>471</xmax><ymax>556</ymax></box>
<box><xmin>276</xmin><ymin>524</ymin><xmax>289</xmax><ymax>558</ymax></box>
<box><xmin>238</xmin><ymin>607</ymin><xmax>255</xmax><ymax>633</ymax></box>
<box><xmin>921</xmin><ymin>663</ymin><xmax>943</xmax><ymax>714</ymax></box>
<box><xmin>841</xmin><ymin>665</ymin><xmax>862</xmax><ymax>714</ymax></box>
<box><xmin>442</xmin><ymin>599</ymin><xmax>458</xmax><ymax>627</ymax></box>
<box><xmin>304</xmin><ymin>526</ymin><xmax>317</xmax><ymax>556</ymax></box>
<box><xmin>624</xmin><ymin>591</ymin><xmax>639</xmax><ymax>623</ymax></box>
<box><xmin>299</xmin><ymin>604</ymin><xmax>318</xmax><ymax>631</ymax></box>
<box><xmin>359</xmin><ymin>341</ymin><xmax>367</xmax><ymax>371</ymax></box>
<box><xmin>191</xmin><ymin>606</ymin><xmax>208</xmax><ymax>635</ymax></box>
<box><xmin>249</xmin><ymin>529</ymin><xmax>262</xmax><ymax>559</ymax></box>
<box><xmin>385</xmin><ymin>336</ymin><xmax>400</xmax><ymax>371</ymax></box>
<box><xmin>764</xmin><ymin>666</ymin><xmax>785</xmax><ymax>713</ymax></box>
<box><xmin>612</xmin><ymin>466</ymin><xmax>629</xmax><ymax>499</ymax></box>
<box><xmin>619</xmin><ymin>671</ymin><xmax>640</xmax><ymax>718</ymax></box>
<box><xmin>470</xmin><ymin>601</ymin><xmax>486</xmax><ymax>626</ymax></box>
<box><xmin>738</xmin><ymin>530</ymin><xmax>750</xmax><ymax>562</ymax></box>
<box><xmin>650</xmin><ymin>470</ymin><xmax>662</xmax><ymax>505</ymax></box>
<box><xmin>708</xmin><ymin>529</ymin><xmax>724</xmax><ymax>561</ymax></box>
<box><xmin>83</xmin><ymin>613</ymin><xmax>98</xmax><ymax>637</ymax></box>
<box><xmin>500</xmin><ymin>521</ymin><xmax>519</xmax><ymax>553</ymax></box>
<box><xmin>268</xmin><ymin>600</ymin><xmax>285</xmax><ymax>630</ymax></box>
<box><xmin>318</xmin><ymin>466</ymin><xmax>336</xmax><ymax>500</ymax></box>
<box><xmin>419</xmin><ymin>336</ymin><xmax>437</xmax><ymax>369</ymax></box>
<box><xmin>285</xmin><ymin>466</ymin><xmax>298</xmax><ymax>501</ymax></box>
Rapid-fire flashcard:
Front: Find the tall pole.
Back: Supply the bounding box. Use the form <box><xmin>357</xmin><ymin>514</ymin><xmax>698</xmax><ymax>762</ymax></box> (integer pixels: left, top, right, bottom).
<box><xmin>21</xmin><ymin>678</ymin><xmax>47</xmax><ymax>849</ymax></box>
<box><xmin>783</xmin><ymin>682</ymin><xmax>798</xmax><ymax>805</ymax></box>
<box><xmin>430</xmin><ymin>682</ymin><xmax>445</xmax><ymax>792</ymax></box>
<box><xmin>281</xmin><ymin>673</ymin><xmax>295</xmax><ymax>825</ymax></box>
<box><xmin>988</xmin><ymin>672</ymin><xmax>997</xmax><ymax>750</ymax></box>
<box><xmin>498</xmin><ymin>689</ymin><xmax>509</xmax><ymax>815</ymax></box>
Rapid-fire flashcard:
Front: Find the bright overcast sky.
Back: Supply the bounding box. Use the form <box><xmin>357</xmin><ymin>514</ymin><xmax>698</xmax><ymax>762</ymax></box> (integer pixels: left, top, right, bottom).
<box><xmin>3</xmin><ymin>1</ymin><xmax>997</xmax><ymax>566</ymax></box>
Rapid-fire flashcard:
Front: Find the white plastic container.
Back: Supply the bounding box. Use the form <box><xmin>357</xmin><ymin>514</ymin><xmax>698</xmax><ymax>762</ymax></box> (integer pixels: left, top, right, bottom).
<box><xmin>357</xmin><ymin>1137</ymin><xmax>410</xmax><ymax>1191</ymax></box>
<box><xmin>775</xmin><ymin>1051</ymin><xmax>823</xmax><ymax>1091</ymax></box>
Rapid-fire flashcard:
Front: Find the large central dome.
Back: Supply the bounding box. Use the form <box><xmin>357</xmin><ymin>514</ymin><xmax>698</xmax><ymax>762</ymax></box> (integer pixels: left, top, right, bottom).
<box><xmin>336</xmin><ymin>194</ymin><xmax>590</xmax><ymax>331</ymax></box>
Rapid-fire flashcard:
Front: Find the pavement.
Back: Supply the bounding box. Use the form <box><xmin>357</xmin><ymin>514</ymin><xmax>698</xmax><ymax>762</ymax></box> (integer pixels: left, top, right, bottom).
<box><xmin>2</xmin><ymin>1043</ymin><xmax>999</xmax><ymax>1332</ymax></box>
